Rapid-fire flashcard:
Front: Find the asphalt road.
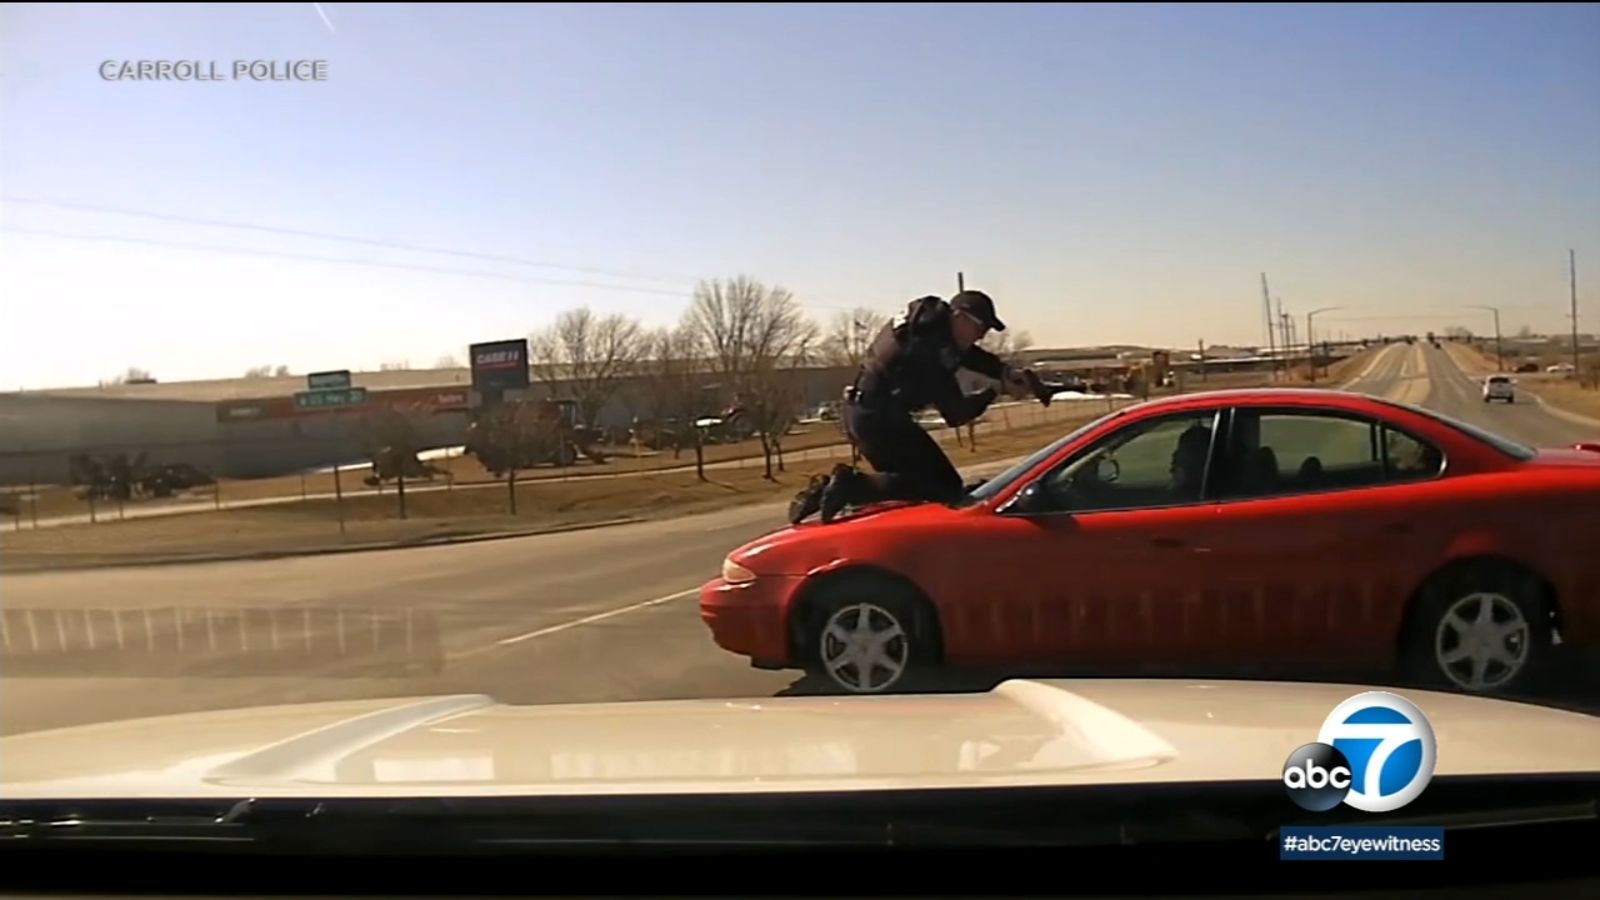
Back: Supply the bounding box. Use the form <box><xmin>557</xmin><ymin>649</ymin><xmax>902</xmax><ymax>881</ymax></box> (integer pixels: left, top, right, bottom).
<box><xmin>3</xmin><ymin>342</ymin><xmax>1596</xmax><ymax>736</ymax></box>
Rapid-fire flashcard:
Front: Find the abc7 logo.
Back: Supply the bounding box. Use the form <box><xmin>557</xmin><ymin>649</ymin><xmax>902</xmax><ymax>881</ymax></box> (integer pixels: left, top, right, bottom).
<box><xmin>1283</xmin><ymin>692</ymin><xmax>1437</xmax><ymax>813</ymax></box>
<box><xmin>1282</xmin><ymin>743</ymin><xmax>1355</xmax><ymax>811</ymax></box>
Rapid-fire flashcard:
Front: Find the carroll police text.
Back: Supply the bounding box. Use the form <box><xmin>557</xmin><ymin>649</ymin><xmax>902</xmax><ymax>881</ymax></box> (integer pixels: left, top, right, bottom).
<box><xmin>100</xmin><ymin>60</ymin><xmax>329</xmax><ymax>82</ymax></box>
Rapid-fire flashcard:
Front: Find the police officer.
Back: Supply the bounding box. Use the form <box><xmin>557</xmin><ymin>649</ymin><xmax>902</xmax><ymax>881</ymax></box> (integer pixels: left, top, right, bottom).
<box><xmin>789</xmin><ymin>289</ymin><xmax>1045</xmax><ymax>525</ymax></box>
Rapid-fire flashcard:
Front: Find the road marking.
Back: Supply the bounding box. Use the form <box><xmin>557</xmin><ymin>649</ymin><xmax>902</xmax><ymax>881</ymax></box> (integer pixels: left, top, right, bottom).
<box><xmin>1350</xmin><ymin>345</ymin><xmax>1392</xmax><ymax>384</ymax></box>
<box><xmin>493</xmin><ymin>586</ymin><xmax>700</xmax><ymax>647</ymax></box>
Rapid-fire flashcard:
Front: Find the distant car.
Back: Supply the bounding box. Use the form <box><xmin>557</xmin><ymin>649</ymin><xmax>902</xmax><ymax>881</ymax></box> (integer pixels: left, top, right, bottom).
<box><xmin>1517</xmin><ymin>362</ymin><xmax>1540</xmax><ymax>374</ymax></box>
<box><xmin>701</xmin><ymin>389</ymin><xmax>1600</xmax><ymax>698</ymax></box>
<box><xmin>1483</xmin><ymin>375</ymin><xmax>1515</xmax><ymax>403</ymax></box>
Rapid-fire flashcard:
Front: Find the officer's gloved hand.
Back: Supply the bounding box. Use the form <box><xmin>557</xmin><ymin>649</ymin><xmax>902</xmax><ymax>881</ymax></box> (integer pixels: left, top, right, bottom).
<box><xmin>1001</xmin><ymin>366</ymin><xmax>1033</xmax><ymax>400</ymax></box>
<box><xmin>1021</xmin><ymin>369</ymin><xmax>1061</xmax><ymax>407</ymax></box>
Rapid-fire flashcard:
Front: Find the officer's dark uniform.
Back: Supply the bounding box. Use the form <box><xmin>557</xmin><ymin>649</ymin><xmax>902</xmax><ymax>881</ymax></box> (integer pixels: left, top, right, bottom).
<box><xmin>789</xmin><ymin>291</ymin><xmax>1011</xmax><ymax>524</ymax></box>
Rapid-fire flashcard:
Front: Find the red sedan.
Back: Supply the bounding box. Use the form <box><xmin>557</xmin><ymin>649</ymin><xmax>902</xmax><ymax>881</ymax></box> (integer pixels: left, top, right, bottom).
<box><xmin>700</xmin><ymin>388</ymin><xmax>1600</xmax><ymax>695</ymax></box>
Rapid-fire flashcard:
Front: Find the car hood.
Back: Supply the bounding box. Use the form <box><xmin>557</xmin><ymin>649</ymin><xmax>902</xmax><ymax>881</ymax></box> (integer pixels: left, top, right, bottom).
<box><xmin>733</xmin><ymin>500</ymin><xmax>966</xmax><ymax>564</ymax></box>
<box><xmin>2</xmin><ymin>679</ymin><xmax>1597</xmax><ymax>799</ymax></box>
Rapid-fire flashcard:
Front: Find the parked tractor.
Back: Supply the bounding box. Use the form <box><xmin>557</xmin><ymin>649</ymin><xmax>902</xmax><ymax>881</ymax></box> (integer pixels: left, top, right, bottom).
<box><xmin>464</xmin><ymin>398</ymin><xmax>609</xmax><ymax>476</ymax></box>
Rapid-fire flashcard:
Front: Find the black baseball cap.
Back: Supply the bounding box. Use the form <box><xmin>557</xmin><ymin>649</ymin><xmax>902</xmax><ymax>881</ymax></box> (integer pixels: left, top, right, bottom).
<box><xmin>951</xmin><ymin>290</ymin><xmax>1006</xmax><ymax>332</ymax></box>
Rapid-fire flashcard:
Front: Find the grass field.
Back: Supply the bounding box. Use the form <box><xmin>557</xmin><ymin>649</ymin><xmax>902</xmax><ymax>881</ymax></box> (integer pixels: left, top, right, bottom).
<box><xmin>1</xmin><ymin>346</ymin><xmax>1386</xmax><ymax>568</ymax></box>
<box><xmin>0</xmin><ymin>409</ymin><xmax>1127</xmax><ymax>571</ymax></box>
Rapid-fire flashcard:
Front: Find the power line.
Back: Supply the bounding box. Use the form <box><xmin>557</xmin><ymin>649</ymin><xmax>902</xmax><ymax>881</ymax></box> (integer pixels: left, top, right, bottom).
<box><xmin>2</xmin><ymin>226</ymin><xmax>698</xmax><ymax>297</ymax></box>
<box><xmin>1</xmin><ymin>197</ymin><xmax>896</xmax><ymax>314</ymax></box>
<box><xmin>1</xmin><ymin>196</ymin><xmax>700</xmax><ymax>286</ymax></box>
<box><xmin>1</xmin><ymin>225</ymin><xmax>870</xmax><ymax>314</ymax></box>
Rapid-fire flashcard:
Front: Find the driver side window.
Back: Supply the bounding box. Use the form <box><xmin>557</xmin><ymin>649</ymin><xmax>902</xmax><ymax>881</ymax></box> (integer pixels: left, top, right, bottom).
<box><xmin>1037</xmin><ymin>411</ymin><xmax>1220</xmax><ymax>513</ymax></box>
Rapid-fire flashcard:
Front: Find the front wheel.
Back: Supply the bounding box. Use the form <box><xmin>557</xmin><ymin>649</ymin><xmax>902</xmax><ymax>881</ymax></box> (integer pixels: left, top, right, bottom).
<box><xmin>800</xmin><ymin>581</ymin><xmax>937</xmax><ymax>694</ymax></box>
<box><xmin>1403</xmin><ymin>563</ymin><xmax>1552</xmax><ymax>694</ymax></box>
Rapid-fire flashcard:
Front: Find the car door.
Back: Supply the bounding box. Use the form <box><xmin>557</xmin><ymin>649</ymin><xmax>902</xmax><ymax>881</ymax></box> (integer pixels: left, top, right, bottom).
<box><xmin>969</xmin><ymin>407</ymin><xmax>1236</xmax><ymax>667</ymax></box>
<box><xmin>1200</xmin><ymin>406</ymin><xmax>1449</xmax><ymax>666</ymax></box>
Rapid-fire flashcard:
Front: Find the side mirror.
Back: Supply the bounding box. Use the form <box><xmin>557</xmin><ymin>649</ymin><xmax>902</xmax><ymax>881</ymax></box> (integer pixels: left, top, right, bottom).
<box><xmin>1094</xmin><ymin>457</ymin><xmax>1121</xmax><ymax>484</ymax></box>
<box><xmin>1004</xmin><ymin>481</ymin><xmax>1052</xmax><ymax>515</ymax></box>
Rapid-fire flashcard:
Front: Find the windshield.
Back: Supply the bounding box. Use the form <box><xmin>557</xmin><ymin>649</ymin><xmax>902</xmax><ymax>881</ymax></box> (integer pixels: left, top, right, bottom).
<box><xmin>963</xmin><ymin>408</ymin><xmax>1125</xmax><ymax>504</ymax></box>
<box><xmin>3</xmin><ymin>4</ymin><xmax>1598</xmax><ymax>840</ymax></box>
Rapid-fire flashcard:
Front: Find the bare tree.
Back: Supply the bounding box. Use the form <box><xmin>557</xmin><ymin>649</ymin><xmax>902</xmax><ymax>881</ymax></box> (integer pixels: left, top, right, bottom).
<box><xmin>821</xmin><ymin>307</ymin><xmax>887</xmax><ymax>368</ymax></box>
<box><xmin>109</xmin><ymin>367</ymin><xmax>155</xmax><ymax>385</ymax></box>
<box><xmin>686</xmin><ymin>276</ymin><xmax>768</xmax><ymax>383</ymax></box>
<box><xmin>434</xmin><ymin>354</ymin><xmax>462</xmax><ymax>369</ymax></box>
<box><xmin>380</xmin><ymin>360</ymin><xmax>412</xmax><ymax>371</ymax></box>
<box><xmin>466</xmin><ymin>399</ymin><xmax>549</xmax><ymax>514</ymax></box>
<box><xmin>689</xmin><ymin>277</ymin><xmax>819</xmax><ymax>480</ymax></box>
<box><xmin>638</xmin><ymin>325</ymin><xmax>709</xmax><ymax>480</ymax></box>
<box><xmin>354</xmin><ymin>407</ymin><xmax>429</xmax><ymax>520</ymax></box>
<box><xmin>531</xmin><ymin>307</ymin><xmax>649</xmax><ymax>428</ymax></box>
<box><xmin>1516</xmin><ymin>324</ymin><xmax>1535</xmax><ymax>339</ymax></box>
<box><xmin>748</xmin><ymin>331</ymin><xmax>819</xmax><ymax>475</ymax></box>
<box><xmin>243</xmin><ymin>364</ymin><xmax>291</xmax><ymax>378</ymax></box>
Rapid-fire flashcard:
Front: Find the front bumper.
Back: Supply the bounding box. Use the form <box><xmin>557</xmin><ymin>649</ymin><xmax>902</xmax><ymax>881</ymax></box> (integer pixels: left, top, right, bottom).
<box><xmin>698</xmin><ymin>575</ymin><xmax>803</xmax><ymax>666</ymax></box>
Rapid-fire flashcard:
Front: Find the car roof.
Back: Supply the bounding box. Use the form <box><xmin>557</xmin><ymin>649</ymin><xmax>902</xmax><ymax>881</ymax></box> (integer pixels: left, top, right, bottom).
<box><xmin>1114</xmin><ymin>387</ymin><xmax>1394</xmax><ymax>413</ymax></box>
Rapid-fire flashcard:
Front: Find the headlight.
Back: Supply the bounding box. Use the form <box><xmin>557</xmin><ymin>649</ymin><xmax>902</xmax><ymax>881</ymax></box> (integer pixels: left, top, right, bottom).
<box><xmin>722</xmin><ymin>557</ymin><xmax>756</xmax><ymax>584</ymax></box>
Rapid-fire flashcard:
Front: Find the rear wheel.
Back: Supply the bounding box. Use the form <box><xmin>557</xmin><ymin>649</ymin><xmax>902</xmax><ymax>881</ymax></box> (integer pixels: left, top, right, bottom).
<box><xmin>797</xmin><ymin>577</ymin><xmax>938</xmax><ymax>694</ymax></box>
<box><xmin>1403</xmin><ymin>562</ymin><xmax>1552</xmax><ymax>694</ymax></box>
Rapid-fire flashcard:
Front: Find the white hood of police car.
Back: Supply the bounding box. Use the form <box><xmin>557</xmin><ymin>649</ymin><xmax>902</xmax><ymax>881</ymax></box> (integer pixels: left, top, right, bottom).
<box><xmin>3</xmin><ymin>679</ymin><xmax>1597</xmax><ymax>799</ymax></box>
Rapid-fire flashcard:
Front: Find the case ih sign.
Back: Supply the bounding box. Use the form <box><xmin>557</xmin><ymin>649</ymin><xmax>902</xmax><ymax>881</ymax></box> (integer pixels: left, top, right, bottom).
<box><xmin>469</xmin><ymin>338</ymin><xmax>529</xmax><ymax>408</ymax></box>
<box><xmin>471</xmin><ymin>343</ymin><xmax>527</xmax><ymax>371</ymax></box>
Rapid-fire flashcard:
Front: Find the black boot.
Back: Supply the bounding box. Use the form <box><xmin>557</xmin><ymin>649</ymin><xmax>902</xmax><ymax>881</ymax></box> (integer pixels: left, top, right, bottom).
<box><xmin>820</xmin><ymin>466</ymin><xmax>869</xmax><ymax>524</ymax></box>
<box><xmin>789</xmin><ymin>464</ymin><xmax>850</xmax><ymax>525</ymax></box>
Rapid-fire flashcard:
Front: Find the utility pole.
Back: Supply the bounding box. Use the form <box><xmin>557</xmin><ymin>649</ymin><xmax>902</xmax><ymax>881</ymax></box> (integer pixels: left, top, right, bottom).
<box><xmin>1198</xmin><ymin>339</ymin><xmax>1207</xmax><ymax>383</ymax></box>
<box><xmin>957</xmin><ymin>271</ymin><xmax>965</xmax><ymax>293</ymax></box>
<box><xmin>1261</xmin><ymin>273</ymin><xmax>1278</xmax><ymax>381</ymax></box>
<box><xmin>1571</xmin><ymin>250</ymin><xmax>1581</xmax><ymax>377</ymax></box>
<box><xmin>1277</xmin><ymin>297</ymin><xmax>1289</xmax><ymax>373</ymax></box>
<box><xmin>1278</xmin><ymin>302</ymin><xmax>1295</xmax><ymax>367</ymax></box>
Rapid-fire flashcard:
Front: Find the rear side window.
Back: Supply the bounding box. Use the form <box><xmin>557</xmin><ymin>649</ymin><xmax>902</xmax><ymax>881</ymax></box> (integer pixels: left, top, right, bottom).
<box><xmin>1219</xmin><ymin>409</ymin><xmax>1442</xmax><ymax>499</ymax></box>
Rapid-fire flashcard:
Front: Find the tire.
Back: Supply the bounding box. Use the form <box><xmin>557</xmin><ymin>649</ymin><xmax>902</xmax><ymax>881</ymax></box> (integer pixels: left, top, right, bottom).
<box><xmin>797</xmin><ymin>576</ymin><xmax>939</xmax><ymax>695</ymax></box>
<box><xmin>1402</xmin><ymin>561</ymin><xmax>1552</xmax><ymax>695</ymax></box>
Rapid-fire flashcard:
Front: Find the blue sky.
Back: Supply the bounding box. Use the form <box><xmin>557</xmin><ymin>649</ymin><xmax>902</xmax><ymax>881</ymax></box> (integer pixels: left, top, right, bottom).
<box><xmin>2</xmin><ymin>3</ymin><xmax>1596</xmax><ymax>388</ymax></box>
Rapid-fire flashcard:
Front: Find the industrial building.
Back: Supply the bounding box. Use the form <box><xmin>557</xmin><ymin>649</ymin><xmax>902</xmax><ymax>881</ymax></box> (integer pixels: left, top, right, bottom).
<box><xmin>0</xmin><ymin>362</ymin><xmax>859</xmax><ymax>486</ymax></box>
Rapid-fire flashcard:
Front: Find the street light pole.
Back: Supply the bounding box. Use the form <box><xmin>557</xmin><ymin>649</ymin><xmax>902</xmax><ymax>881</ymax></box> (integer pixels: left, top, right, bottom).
<box><xmin>1571</xmin><ymin>250</ymin><xmax>1581</xmax><ymax>378</ymax></box>
<box><xmin>1306</xmin><ymin>307</ymin><xmax>1344</xmax><ymax>383</ymax></box>
<box><xmin>1464</xmin><ymin>305</ymin><xmax>1503</xmax><ymax>371</ymax></box>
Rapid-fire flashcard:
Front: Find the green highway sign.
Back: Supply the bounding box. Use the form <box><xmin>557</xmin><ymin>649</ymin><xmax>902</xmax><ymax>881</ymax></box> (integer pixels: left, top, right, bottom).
<box><xmin>307</xmin><ymin>370</ymin><xmax>352</xmax><ymax>391</ymax></box>
<box><xmin>294</xmin><ymin>387</ymin><xmax>368</xmax><ymax>411</ymax></box>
